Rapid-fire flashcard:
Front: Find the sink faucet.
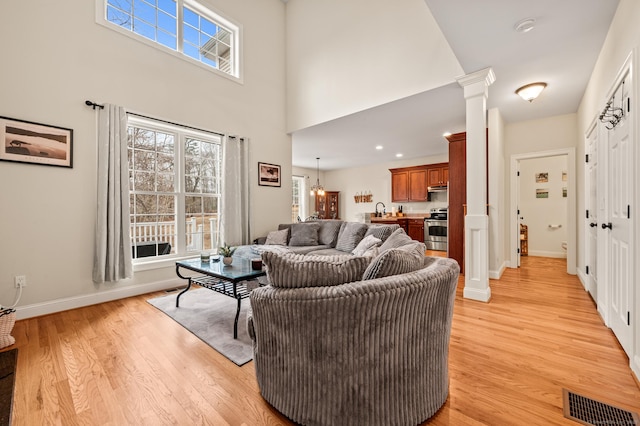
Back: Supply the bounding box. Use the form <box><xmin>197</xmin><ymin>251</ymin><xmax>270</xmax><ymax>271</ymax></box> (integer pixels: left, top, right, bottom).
<box><xmin>375</xmin><ymin>202</ymin><xmax>386</xmax><ymax>217</ymax></box>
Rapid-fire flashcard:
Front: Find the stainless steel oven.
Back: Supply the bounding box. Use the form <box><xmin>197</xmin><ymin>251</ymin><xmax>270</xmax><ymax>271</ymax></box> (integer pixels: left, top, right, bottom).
<box><xmin>424</xmin><ymin>208</ymin><xmax>447</xmax><ymax>251</ymax></box>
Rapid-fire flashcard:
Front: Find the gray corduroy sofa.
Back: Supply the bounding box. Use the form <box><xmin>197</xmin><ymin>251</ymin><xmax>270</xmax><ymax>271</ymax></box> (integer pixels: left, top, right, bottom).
<box><xmin>247</xmin><ymin>256</ymin><xmax>460</xmax><ymax>426</ymax></box>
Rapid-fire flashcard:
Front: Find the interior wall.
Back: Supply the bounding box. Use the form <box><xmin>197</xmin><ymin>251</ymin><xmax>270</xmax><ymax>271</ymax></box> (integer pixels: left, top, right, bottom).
<box><xmin>323</xmin><ymin>154</ymin><xmax>449</xmax><ymax>223</ymax></box>
<box><xmin>488</xmin><ymin>108</ymin><xmax>506</xmax><ymax>277</ymax></box>
<box><xmin>0</xmin><ymin>0</ymin><xmax>289</xmax><ymax>313</ymax></box>
<box><xmin>285</xmin><ymin>0</ymin><xmax>463</xmax><ymax>133</ymax></box>
<box><xmin>576</xmin><ymin>0</ymin><xmax>640</xmax><ymax>379</ymax></box>
<box><xmin>519</xmin><ymin>156</ymin><xmax>569</xmax><ymax>258</ymax></box>
<box><xmin>504</xmin><ymin>113</ymin><xmax>579</xmax><ymax>263</ymax></box>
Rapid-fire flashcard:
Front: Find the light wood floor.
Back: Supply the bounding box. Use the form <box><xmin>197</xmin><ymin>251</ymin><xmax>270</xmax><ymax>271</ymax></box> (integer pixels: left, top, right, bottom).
<box><xmin>8</xmin><ymin>256</ymin><xmax>640</xmax><ymax>425</ymax></box>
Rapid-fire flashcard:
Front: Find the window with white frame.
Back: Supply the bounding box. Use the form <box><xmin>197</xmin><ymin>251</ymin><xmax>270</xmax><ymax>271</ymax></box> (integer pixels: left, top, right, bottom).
<box><xmin>128</xmin><ymin>116</ymin><xmax>222</xmax><ymax>260</ymax></box>
<box><xmin>100</xmin><ymin>0</ymin><xmax>240</xmax><ymax>79</ymax></box>
<box><xmin>292</xmin><ymin>175</ymin><xmax>306</xmax><ymax>222</ymax></box>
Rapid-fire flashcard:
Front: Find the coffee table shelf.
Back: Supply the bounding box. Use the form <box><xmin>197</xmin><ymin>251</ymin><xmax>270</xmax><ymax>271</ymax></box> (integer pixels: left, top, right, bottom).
<box><xmin>190</xmin><ymin>275</ymin><xmax>253</xmax><ymax>300</ymax></box>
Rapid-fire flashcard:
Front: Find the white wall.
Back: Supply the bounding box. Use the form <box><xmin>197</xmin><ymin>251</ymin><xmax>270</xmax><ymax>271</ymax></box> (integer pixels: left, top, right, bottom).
<box><xmin>323</xmin><ymin>154</ymin><xmax>449</xmax><ymax>223</ymax></box>
<box><xmin>488</xmin><ymin>108</ymin><xmax>506</xmax><ymax>277</ymax></box>
<box><xmin>519</xmin><ymin>157</ymin><xmax>568</xmax><ymax>258</ymax></box>
<box><xmin>285</xmin><ymin>0</ymin><xmax>464</xmax><ymax>133</ymax></box>
<box><xmin>0</xmin><ymin>0</ymin><xmax>290</xmax><ymax>314</ymax></box>
<box><xmin>576</xmin><ymin>0</ymin><xmax>640</xmax><ymax>382</ymax></box>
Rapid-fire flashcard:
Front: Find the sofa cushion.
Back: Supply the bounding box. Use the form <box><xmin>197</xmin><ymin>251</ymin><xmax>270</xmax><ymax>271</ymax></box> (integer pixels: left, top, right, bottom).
<box><xmin>289</xmin><ymin>222</ymin><xmax>321</xmax><ymax>246</ymax></box>
<box><xmin>261</xmin><ymin>251</ymin><xmax>371</xmax><ymax>288</ymax></box>
<box><xmin>287</xmin><ymin>245</ymin><xmax>331</xmax><ymax>255</ymax></box>
<box><xmin>335</xmin><ymin>222</ymin><xmax>368</xmax><ymax>252</ymax></box>
<box><xmin>364</xmin><ymin>224</ymin><xmax>400</xmax><ymax>243</ymax></box>
<box><xmin>362</xmin><ymin>242</ymin><xmax>426</xmax><ymax>280</ymax></box>
<box><xmin>315</xmin><ymin>220</ymin><xmax>344</xmax><ymax>246</ymax></box>
<box><xmin>351</xmin><ymin>234</ymin><xmax>382</xmax><ymax>256</ymax></box>
<box><xmin>265</xmin><ymin>228</ymin><xmax>289</xmax><ymax>245</ymax></box>
<box><xmin>378</xmin><ymin>228</ymin><xmax>413</xmax><ymax>252</ymax></box>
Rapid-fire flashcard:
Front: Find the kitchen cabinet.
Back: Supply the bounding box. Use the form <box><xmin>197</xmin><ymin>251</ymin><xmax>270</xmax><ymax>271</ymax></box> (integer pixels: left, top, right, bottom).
<box><xmin>315</xmin><ymin>191</ymin><xmax>339</xmax><ymax>219</ymax></box>
<box><xmin>396</xmin><ymin>218</ymin><xmax>425</xmax><ymax>242</ymax></box>
<box><xmin>407</xmin><ymin>219</ymin><xmax>425</xmax><ymax>242</ymax></box>
<box><xmin>427</xmin><ymin>163</ymin><xmax>449</xmax><ymax>187</ymax></box>
<box><xmin>389</xmin><ymin>166</ymin><xmax>428</xmax><ymax>202</ymax></box>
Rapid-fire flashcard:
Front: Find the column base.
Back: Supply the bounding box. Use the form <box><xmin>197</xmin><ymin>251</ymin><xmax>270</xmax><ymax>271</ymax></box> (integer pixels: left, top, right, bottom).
<box><xmin>463</xmin><ymin>286</ymin><xmax>491</xmax><ymax>302</ymax></box>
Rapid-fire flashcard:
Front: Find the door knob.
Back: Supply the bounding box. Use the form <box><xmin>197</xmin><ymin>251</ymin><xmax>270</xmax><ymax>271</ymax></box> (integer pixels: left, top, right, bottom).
<box><xmin>601</xmin><ymin>222</ymin><xmax>612</xmax><ymax>230</ymax></box>
<box><xmin>589</xmin><ymin>222</ymin><xmax>597</xmax><ymax>227</ymax></box>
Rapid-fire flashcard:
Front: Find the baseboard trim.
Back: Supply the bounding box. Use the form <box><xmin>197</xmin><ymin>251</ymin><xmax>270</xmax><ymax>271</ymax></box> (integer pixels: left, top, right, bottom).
<box><xmin>14</xmin><ymin>278</ymin><xmax>182</xmax><ymax>320</ymax></box>
<box><xmin>489</xmin><ymin>261</ymin><xmax>506</xmax><ymax>280</ymax></box>
<box><xmin>576</xmin><ymin>269</ymin><xmax>588</xmax><ymax>291</ymax></box>
<box><xmin>633</xmin><ymin>356</ymin><xmax>640</xmax><ymax>391</ymax></box>
<box><xmin>527</xmin><ymin>250</ymin><xmax>567</xmax><ymax>258</ymax></box>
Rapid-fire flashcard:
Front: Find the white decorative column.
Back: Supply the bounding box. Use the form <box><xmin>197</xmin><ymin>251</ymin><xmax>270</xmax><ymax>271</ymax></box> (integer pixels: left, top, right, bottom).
<box><xmin>456</xmin><ymin>68</ymin><xmax>495</xmax><ymax>302</ymax></box>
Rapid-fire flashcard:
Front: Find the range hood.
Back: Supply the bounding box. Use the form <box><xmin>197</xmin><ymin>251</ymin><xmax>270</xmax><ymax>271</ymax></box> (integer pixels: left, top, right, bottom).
<box><xmin>427</xmin><ymin>184</ymin><xmax>448</xmax><ymax>193</ymax></box>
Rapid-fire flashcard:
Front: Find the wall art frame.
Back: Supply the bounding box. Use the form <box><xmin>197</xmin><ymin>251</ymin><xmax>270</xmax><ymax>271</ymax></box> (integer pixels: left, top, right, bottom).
<box><xmin>0</xmin><ymin>116</ymin><xmax>73</xmax><ymax>168</ymax></box>
<box><xmin>258</xmin><ymin>162</ymin><xmax>281</xmax><ymax>187</ymax></box>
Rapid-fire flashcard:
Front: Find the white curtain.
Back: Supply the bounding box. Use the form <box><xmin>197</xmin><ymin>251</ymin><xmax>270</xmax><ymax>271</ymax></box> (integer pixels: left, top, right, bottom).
<box><xmin>220</xmin><ymin>136</ymin><xmax>250</xmax><ymax>246</ymax></box>
<box><xmin>93</xmin><ymin>104</ymin><xmax>133</xmax><ymax>283</ymax></box>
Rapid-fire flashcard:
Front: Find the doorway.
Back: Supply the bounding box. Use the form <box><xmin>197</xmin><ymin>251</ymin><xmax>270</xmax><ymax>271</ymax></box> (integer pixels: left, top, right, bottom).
<box><xmin>509</xmin><ymin>148</ymin><xmax>577</xmax><ymax>275</ymax></box>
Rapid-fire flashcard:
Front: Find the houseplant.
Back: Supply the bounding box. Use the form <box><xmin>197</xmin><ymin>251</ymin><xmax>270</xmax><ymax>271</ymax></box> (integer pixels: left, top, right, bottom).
<box><xmin>219</xmin><ymin>243</ymin><xmax>236</xmax><ymax>265</ymax></box>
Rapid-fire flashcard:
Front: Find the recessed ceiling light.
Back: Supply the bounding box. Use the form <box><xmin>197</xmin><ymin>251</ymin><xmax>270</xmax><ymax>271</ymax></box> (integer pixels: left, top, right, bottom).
<box><xmin>515</xmin><ymin>18</ymin><xmax>536</xmax><ymax>33</ymax></box>
<box><xmin>375</xmin><ymin>145</ymin><xmax>383</xmax><ymax>150</ymax></box>
<box><xmin>396</xmin><ymin>153</ymin><xmax>403</xmax><ymax>158</ymax></box>
<box><xmin>442</xmin><ymin>132</ymin><xmax>452</xmax><ymax>137</ymax></box>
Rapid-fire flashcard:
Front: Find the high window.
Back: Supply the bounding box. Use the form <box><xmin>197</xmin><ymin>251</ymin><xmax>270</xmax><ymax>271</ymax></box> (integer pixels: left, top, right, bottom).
<box><xmin>128</xmin><ymin>116</ymin><xmax>222</xmax><ymax>261</ymax></box>
<box><xmin>99</xmin><ymin>0</ymin><xmax>240</xmax><ymax>79</ymax></box>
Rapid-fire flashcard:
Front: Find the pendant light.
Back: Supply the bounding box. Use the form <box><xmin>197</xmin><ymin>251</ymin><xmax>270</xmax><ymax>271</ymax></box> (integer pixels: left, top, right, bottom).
<box><xmin>310</xmin><ymin>157</ymin><xmax>325</xmax><ymax>196</ymax></box>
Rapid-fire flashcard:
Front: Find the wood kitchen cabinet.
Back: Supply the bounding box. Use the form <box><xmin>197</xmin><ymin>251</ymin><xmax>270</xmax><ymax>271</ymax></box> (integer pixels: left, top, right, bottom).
<box><xmin>426</xmin><ymin>163</ymin><xmax>449</xmax><ymax>187</ymax></box>
<box><xmin>396</xmin><ymin>218</ymin><xmax>424</xmax><ymax>242</ymax></box>
<box><xmin>315</xmin><ymin>191</ymin><xmax>339</xmax><ymax>219</ymax></box>
<box><xmin>390</xmin><ymin>166</ymin><xmax>428</xmax><ymax>202</ymax></box>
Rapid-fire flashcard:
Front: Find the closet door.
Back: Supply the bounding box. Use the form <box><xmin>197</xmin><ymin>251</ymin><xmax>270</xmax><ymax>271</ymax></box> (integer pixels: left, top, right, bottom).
<box><xmin>606</xmin><ymin>78</ymin><xmax>633</xmax><ymax>357</ymax></box>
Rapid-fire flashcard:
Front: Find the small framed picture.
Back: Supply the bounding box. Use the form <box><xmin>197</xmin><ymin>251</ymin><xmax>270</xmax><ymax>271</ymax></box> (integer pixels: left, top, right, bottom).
<box><xmin>258</xmin><ymin>162</ymin><xmax>281</xmax><ymax>187</ymax></box>
<box><xmin>536</xmin><ymin>188</ymin><xmax>549</xmax><ymax>199</ymax></box>
<box><xmin>0</xmin><ymin>116</ymin><xmax>73</xmax><ymax>168</ymax></box>
<box><xmin>535</xmin><ymin>172</ymin><xmax>548</xmax><ymax>183</ymax></box>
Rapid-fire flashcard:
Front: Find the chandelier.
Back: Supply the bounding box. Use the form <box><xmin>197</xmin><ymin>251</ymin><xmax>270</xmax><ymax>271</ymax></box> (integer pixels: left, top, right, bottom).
<box><xmin>310</xmin><ymin>157</ymin><xmax>325</xmax><ymax>196</ymax></box>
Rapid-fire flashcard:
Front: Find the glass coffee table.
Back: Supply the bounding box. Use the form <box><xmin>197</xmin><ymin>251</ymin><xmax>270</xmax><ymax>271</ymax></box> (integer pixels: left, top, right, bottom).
<box><xmin>175</xmin><ymin>257</ymin><xmax>266</xmax><ymax>339</ymax></box>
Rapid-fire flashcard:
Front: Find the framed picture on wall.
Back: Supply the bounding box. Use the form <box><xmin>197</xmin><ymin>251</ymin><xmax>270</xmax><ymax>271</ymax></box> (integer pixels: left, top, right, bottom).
<box><xmin>536</xmin><ymin>188</ymin><xmax>549</xmax><ymax>198</ymax></box>
<box><xmin>0</xmin><ymin>116</ymin><xmax>73</xmax><ymax>168</ymax></box>
<box><xmin>535</xmin><ymin>172</ymin><xmax>548</xmax><ymax>183</ymax></box>
<box><xmin>258</xmin><ymin>162</ymin><xmax>281</xmax><ymax>187</ymax></box>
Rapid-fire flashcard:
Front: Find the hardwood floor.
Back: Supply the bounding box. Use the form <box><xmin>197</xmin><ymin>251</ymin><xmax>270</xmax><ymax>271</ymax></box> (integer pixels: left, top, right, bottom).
<box><xmin>8</xmin><ymin>256</ymin><xmax>640</xmax><ymax>425</ymax></box>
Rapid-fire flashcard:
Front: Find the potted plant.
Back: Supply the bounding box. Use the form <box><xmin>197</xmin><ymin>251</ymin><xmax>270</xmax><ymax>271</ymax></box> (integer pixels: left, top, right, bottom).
<box><xmin>219</xmin><ymin>243</ymin><xmax>236</xmax><ymax>265</ymax></box>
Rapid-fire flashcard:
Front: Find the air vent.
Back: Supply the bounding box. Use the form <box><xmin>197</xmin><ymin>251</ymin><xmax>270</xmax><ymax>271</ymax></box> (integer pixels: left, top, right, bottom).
<box><xmin>563</xmin><ymin>389</ymin><xmax>639</xmax><ymax>426</ymax></box>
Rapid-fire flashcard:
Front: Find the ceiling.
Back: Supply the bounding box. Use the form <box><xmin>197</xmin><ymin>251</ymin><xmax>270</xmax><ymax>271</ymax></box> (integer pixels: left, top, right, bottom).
<box><xmin>292</xmin><ymin>0</ymin><xmax>619</xmax><ymax>171</ymax></box>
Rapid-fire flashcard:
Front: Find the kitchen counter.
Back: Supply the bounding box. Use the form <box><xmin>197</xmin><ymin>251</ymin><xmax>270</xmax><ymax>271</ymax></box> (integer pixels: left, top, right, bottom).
<box><xmin>370</xmin><ymin>213</ymin><xmax>430</xmax><ymax>223</ymax></box>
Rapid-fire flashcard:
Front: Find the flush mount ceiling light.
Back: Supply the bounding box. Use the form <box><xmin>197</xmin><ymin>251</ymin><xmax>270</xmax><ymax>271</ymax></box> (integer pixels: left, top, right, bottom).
<box><xmin>375</xmin><ymin>145</ymin><xmax>383</xmax><ymax>150</ymax></box>
<box><xmin>515</xmin><ymin>18</ymin><xmax>536</xmax><ymax>33</ymax></box>
<box><xmin>516</xmin><ymin>82</ymin><xmax>547</xmax><ymax>102</ymax></box>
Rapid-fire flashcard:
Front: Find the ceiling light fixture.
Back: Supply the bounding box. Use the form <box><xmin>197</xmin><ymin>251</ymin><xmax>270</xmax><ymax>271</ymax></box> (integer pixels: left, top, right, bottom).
<box><xmin>515</xmin><ymin>18</ymin><xmax>536</xmax><ymax>33</ymax></box>
<box><xmin>396</xmin><ymin>153</ymin><xmax>403</xmax><ymax>158</ymax></box>
<box><xmin>375</xmin><ymin>145</ymin><xmax>383</xmax><ymax>150</ymax></box>
<box><xmin>309</xmin><ymin>157</ymin><xmax>325</xmax><ymax>196</ymax></box>
<box><xmin>516</xmin><ymin>82</ymin><xmax>547</xmax><ymax>102</ymax></box>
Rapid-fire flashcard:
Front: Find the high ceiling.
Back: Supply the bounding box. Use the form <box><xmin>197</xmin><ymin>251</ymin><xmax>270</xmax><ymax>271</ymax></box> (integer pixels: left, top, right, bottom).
<box><xmin>292</xmin><ymin>0</ymin><xmax>619</xmax><ymax>171</ymax></box>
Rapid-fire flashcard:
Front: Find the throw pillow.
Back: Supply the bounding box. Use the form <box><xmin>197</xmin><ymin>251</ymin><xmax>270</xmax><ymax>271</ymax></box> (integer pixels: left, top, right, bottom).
<box><xmin>378</xmin><ymin>228</ymin><xmax>413</xmax><ymax>252</ymax></box>
<box><xmin>316</xmin><ymin>220</ymin><xmax>344</xmax><ymax>246</ymax></box>
<box><xmin>265</xmin><ymin>228</ymin><xmax>289</xmax><ymax>245</ymax></box>
<box><xmin>362</xmin><ymin>241</ymin><xmax>426</xmax><ymax>280</ymax></box>
<box><xmin>261</xmin><ymin>251</ymin><xmax>372</xmax><ymax>288</ymax></box>
<box><xmin>351</xmin><ymin>234</ymin><xmax>382</xmax><ymax>256</ymax></box>
<box><xmin>364</xmin><ymin>224</ymin><xmax>400</xmax><ymax>243</ymax></box>
<box><xmin>335</xmin><ymin>222</ymin><xmax>368</xmax><ymax>252</ymax></box>
<box><xmin>288</xmin><ymin>222</ymin><xmax>321</xmax><ymax>246</ymax></box>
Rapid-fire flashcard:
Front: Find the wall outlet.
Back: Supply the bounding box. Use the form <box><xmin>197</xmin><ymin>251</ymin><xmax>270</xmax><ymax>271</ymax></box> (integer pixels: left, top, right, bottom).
<box><xmin>14</xmin><ymin>275</ymin><xmax>26</xmax><ymax>288</ymax></box>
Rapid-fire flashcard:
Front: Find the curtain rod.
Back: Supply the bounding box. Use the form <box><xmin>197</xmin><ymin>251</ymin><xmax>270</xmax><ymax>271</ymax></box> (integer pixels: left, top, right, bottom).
<box><xmin>84</xmin><ymin>100</ymin><xmax>225</xmax><ymax>137</ymax></box>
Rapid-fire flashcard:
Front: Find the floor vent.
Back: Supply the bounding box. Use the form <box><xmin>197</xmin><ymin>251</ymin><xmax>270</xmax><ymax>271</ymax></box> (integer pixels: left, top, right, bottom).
<box><xmin>563</xmin><ymin>388</ymin><xmax>639</xmax><ymax>426</ymax></box>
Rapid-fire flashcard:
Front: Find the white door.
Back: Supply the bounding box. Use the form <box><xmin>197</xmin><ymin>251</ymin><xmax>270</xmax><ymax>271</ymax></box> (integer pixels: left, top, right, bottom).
<box><xmin>585</xmin><ymin>125</ymin><xmax>598</xmax><ymax>299</ymax></box>
<box><xmin>606</xmin><ymin>77</ymin><xmax>633</xmax><ymax>357</ymax></box>
<box><xmin>516</xmin><ymin>162</ymin><xmax>522</xmax><ymax>267</ymax></box>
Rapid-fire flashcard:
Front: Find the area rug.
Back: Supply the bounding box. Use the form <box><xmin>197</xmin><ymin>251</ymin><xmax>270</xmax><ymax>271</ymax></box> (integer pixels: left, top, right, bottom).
<box><xmin>0</xmin><ymin>348</ymin><xmax>17</xmax><ymax>426</ymax></box>
<box><xmin>147</xmin><ymin>288</ymin><xmax>253</xmax><ymax>366</ymax></box>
